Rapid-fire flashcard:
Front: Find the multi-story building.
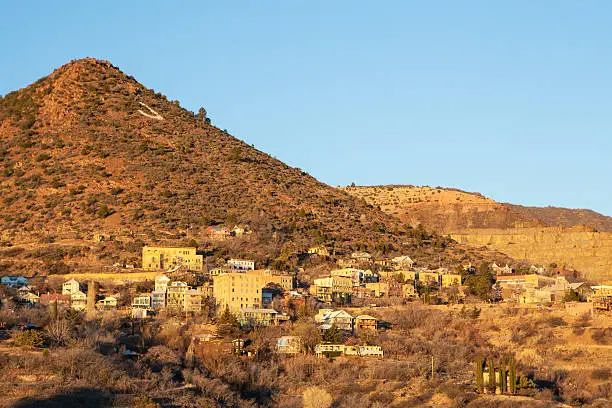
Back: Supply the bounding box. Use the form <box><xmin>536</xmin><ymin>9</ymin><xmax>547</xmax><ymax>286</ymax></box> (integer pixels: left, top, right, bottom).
<box><xmin>213</xmin><ymin>272</ymin><xmax>263</xmax><ymax>313</ymax></box>
<box><xmin>132</xmin><ymin>294</ymin><xmax>151</xmax><ymax>309</ymax></box>
<box><xmin>142</xmin><ymin>247</ymin><xmax>204</xmax><ymax>271</ymax></box>
<box><xmin>70</xmin><ymin>291</ymin><xmax>87</xmax><ymax>311</ymax></box>
<box><xmin>311</xmin><ymin>276</ymin><xmax>352</xmax><ymax>302</ymax></box>
<box><xmin>441</xmin><ymin>274</ymin><xmax>462</xmax><ymax>287</ymax></box>
<box><xmin>184</xmin><ymin>290</ymin><xmax>203</xmax><ymax>313</ymax></box>
<box><xmin>330</xmin><ymin>268</ymin><xmax>364</xmax><ymax>287</ymax></box>
<box><xmin>227</xmin><ymin>259</ymin><xmax>255</xmax><ymax>271</ymax></box>
<box><xmin>246</xmin><ymin>269</ymin><xmax>294</xmax><ymax>291</ymax></box>
<box><xmin>154</xmin><ymin>275</ymin><xmax>170</xmax><ymax>292</ymax></box>
<box><xmin>167</xmin><ymin>281</ymin><xmax>189</xmax><ymax>310</ymax></box>
<box><xmin>151</xmin><ymin>290</ymin><xmax>166</xmax><ymax>310</ymax></box>
<box><xmin>62</xmin><ymin>279</ymin><xmax>80</xmax><ymax>295</ymax></box>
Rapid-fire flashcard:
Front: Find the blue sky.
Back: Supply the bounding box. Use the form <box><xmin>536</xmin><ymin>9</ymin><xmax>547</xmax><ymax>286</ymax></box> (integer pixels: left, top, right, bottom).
<box><xmin>1</xmin><ymin>1</ymin><xmax>611</xmax><ymax>215</ymax></box>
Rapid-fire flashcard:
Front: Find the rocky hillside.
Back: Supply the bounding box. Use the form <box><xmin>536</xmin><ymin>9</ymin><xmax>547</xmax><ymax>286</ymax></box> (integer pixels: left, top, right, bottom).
<box><xmin>345</xmin><ymin>185</ymin><xmax>612</xmax><ymax>282</ymax></box>
<box><xmin>0</xmin><ymin>59</ymin><xmax>509</xmax><ymax>273</ymax></box>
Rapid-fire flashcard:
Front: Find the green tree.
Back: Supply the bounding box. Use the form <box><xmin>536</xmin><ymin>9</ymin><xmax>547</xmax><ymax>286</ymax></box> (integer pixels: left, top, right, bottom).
<box><xmin>322</xmin><ymin>324</ymin><xmax>342</xmax><ymax>343</ymax></box>
<box><xmin>564</xmin><ymin>289</ymin><xmax>581</xmax><ymax>302</ymax></box>
<box><xmin>218</xmin><ymin>306</ymin><xmax>239</xmax><ymax>326</ymax></box>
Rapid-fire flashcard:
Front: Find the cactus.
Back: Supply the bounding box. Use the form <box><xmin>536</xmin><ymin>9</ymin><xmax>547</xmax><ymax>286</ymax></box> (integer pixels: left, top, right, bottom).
<box><xmin>508</xmin><ymin>354</ymin><xmax>517</xmax><ymax>394</ymax></box>
<box><xmin>475</xmin><ymin>356</ymin><xmax>484</xmax><ymax>392</ymax></box>
<box><xmin>487</xmin><ymin>358</ymin><xmax>496</xmax><ymax>393</ymax></box>
<box><xmin>499</xmin><ymin>356</ymin><xmax>507</xmax><ymax>394</ymax></box>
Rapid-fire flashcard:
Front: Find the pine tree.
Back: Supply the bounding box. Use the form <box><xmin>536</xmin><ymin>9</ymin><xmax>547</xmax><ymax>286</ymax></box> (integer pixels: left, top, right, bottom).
<box><xmin>322</xmin><ymin>324</ymin><xmax>343</xmax><ymax>343</ymax></box>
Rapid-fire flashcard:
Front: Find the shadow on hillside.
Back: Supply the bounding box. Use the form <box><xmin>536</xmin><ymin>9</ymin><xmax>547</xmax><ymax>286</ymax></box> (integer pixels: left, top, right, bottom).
<box><xmin>12</xmin><ymin>387</ymin><xmax>112</xmax><ymax>408</ymax></box>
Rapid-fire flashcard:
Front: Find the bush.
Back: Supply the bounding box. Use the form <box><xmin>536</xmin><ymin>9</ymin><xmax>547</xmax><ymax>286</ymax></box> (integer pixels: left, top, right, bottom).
<box><xmin>303</xmin><ymin>386</ymin><xmax>332</xmax><ymax>408</ymax></box>
<box><xmin>13</xmin><ymin>329</ymin><xmax>45</xmax><ymax>347</ymax></box>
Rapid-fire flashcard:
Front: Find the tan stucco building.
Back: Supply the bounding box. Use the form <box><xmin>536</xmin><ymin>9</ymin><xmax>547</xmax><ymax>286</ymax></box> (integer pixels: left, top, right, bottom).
<box><xmin>142</xmin><ymin>246</ymin><xmax>203</xmax><ymax>271</ymax></box>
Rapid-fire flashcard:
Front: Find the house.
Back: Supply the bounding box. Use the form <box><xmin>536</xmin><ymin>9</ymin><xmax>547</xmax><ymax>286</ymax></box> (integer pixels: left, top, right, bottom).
<box><xmin>96</xmin><ymin>296</ymin><xmax>118</xmax><ymax>309</ymax></box>
<box><xmin>311</xmin><ymin>276</ymin><xmax>352</xmax><ymax>302</ymax></box>
<box><xmin>240</xmin><ymin>308</ymin><xmax>279</xmax><ymax>327</ymax></box>
<box><xmin>351</xmin><ymin>252</ymin><xmax>372</xmax><ymax>263</ymax></box>
<box><xmin>568</xmin><ymin>282</ymin><xmax>592</xmax><ymax>299</ymax></box>
<box><xmin>1</xmin><ymin>276</ymin><xmax>28</xmax><ymax>288</ymax></box>
<box><xmin>231</xmin><ymin>225</ymin><xmax>251</xmax><ymax>237</ymax></box>
<box><xmin>276</xmin><ymin>336</ymin><xmax>302</xmax><ymax>354</ymax></box>
<box><xmin>402</xmin><ymin>283</ymin><xmax>418</xmax><ymax>299</ymax></box>
<box><xmin>19</xmin><ymin>292</ymin><xmax>40</xmax><ymax>305</ymax></box>
<box><xmin>132</xmin><ymin>294</ymin><xmax>151</xmax><ymax>310</ymax></box>
<box><xmin>354</xmin><ymin>315</ymin><xmax>377</xmax><ymax>331</ymax></box>
<box><xmin>307</xmin><ymin>246</ymin><xmax>330</xmax><ymax>257</ymax></box>
<box><xmin>317</xmin><ymin>310</ymin><xmax>353</xmax><ymax>331</ymax></box>
<box><xmin>142</xmin><ymin>246</ymin><xmax>204</xmax><ymax>271</ymax></box>
<box><xmin>208</xmin><ymin>267</ymin><xmax>229</xmax><ymax>277</ymax></box>
<box><xmin>150</xmin><ymin>290</ymin><xmax>166</xmax><ymax>310</ymax></box>
<box><xmin>206</xmin><ymin>225</ymin><xmax>232</xmax><ymax>240</ymax></box>
<box><xmin>227</xmin><ymin>259</ymin><xmax>255</xmax><ymax>271</ymax></box>
<box><xmin>491</xmin><ymin>263</ymin><xmax>513</xmax><ymax>275</ymax></box>
<box><xmin>70</xmin><ymin>290</ymin><xmax>87</xmax><ymax>311</ymax></box>
<box><xmin>62</xmin><ymin>279</ymin><xmax>81</xmax><ymax>295</ymax></box>
<box><xmin>391</xmin><ymin>255</ymin><xmax>415</xmax><ymax>269</ymax></box>
<box><xmin>154</xmin><ymin>275</ymin><xmax>170</xmax><ymax>292</ymax></box>
<box><xmin>184</xmin><ymin>290</ymin><xmax>202</xmax><ymax>313</ymax></box>
<box><xmin>131</xmin><ymin>308</ymin><xmax>148</xmax><ymax>319</ymax></box>
<box><xmin>314</xmin><ymin>344</ymin><xmax>383</xmax><ymax>358</ymax></box>
<box><xmin>167</xmin><ymin>282</ymin><xmax>189</xmax><ymax>310</ymax></box>
<box><xmin>365</xmin><ymin>282</ymin><xmax>390</xmax><ymax>297</ymax></box>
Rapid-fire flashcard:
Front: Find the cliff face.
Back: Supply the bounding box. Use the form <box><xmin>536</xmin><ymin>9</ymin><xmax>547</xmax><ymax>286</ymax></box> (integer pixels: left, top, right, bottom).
<box><xmin>344</xmin><ymin>185</ymin><xmax>612</xmax><ymax>282</ymax></box>
<box><xmin>452</xmin><ymin>227</ymin><xmax>612</xmax><ymax>282</ymax></box>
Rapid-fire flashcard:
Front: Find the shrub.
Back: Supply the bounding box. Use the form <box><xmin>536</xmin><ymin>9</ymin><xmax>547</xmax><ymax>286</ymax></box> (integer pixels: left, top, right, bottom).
<box><xmin>303</xmin><ymin>386</ymin><xmax>332</xmax><ymax>408</ymax></box>
<box><xmin>13</xmin><ymin>329</ymin><xmax>45</xmax><ymax>347</ymax></box>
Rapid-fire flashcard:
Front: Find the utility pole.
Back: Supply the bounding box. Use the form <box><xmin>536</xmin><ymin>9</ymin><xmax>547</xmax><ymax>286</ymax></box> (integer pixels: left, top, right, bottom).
<box><xmin>431</xmin><ymin>356</ymin><xmax>435</xmax><ymax>379</ymax></box>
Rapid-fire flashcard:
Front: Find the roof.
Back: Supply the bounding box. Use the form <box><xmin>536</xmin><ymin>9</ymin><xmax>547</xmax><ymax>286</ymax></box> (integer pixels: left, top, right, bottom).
<box><xmin>324</xmin><ymin>310</ymin><xmax>353</xmax><ymax>319</ymax></box>
<box><xmin>355</xmin><ymin>314</ymin><xmax>377</xmax><ymax>321</ymax></box>
<box><xmin>64</xmin><ymin>279</ymin><xmax>79</xmax><ymax>285</ymax></box>
<box><xmin>568</xmin><ymin>282</ymin><xmax>586</xmax><ymax>290</ymax></box>
<box><xmin>241</xmin><ymin>308</ymin><xmax>278</xmax><ymax>314</ymax></box>
<box><xmin>155</xmin><ymin>275</ymin><xmax>170</xmax><ymax>281</ymax></box>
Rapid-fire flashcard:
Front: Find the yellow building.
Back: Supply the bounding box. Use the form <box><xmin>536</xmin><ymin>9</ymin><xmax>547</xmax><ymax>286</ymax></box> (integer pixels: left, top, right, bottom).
<box><xmin>213</xmin><ymin>273</ymin><xmax>264</xmax><ymax>314</ymax></box>
<box><xmin>418</xmin><ymin>272</ymin><xmax>440</xmax><ymax>285</ymax></box>
<box><xmin>379</xmin><ymin>270</ymin><xmax>417</xmax><ymax>282</ymax></box>
<box><xmin>142</xmin><ymin>246</ymin><xmax>204</xmax><ymax>271</ymax></box>
<box><xmin>246</xmin><ymin>269</ymin><xmax>294</xmax><ymax>291</ymax></box>
<box><xmin>312</xmin><ymin>276</ymin><xmax>353</xmax><ymax>302</ymax></box>
<box><xmin>167</xmin><ymin>281</ymin><xmax>189</xmax><ymax>309</ymax></box>
<box><xmin>441</xmin><ymin>274</ymin><xmax>462</xmax><ymax>287</ymax></box>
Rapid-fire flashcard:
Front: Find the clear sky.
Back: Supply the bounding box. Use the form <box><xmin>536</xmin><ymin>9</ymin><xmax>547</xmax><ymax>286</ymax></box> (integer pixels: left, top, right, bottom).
<box><xmin>1</xmin><ymin>1</ymin><xmax>611</xmax><ymax>215</ymax></box>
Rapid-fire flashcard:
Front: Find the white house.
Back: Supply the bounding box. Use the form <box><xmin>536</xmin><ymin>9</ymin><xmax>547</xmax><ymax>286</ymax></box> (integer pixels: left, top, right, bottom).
<box><xmin>62</xmin><ymin>279</ymin><xmax>80</xmax><ymax>295</ymax></box>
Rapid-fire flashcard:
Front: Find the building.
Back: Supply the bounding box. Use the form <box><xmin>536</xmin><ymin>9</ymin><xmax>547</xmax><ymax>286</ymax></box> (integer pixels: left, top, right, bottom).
<box><xmin>61</xmin><ymin>279</ymin><xmax>80</xmax><ymax>295</ymax></box>
<box><xmin>276</xmin><ymin>336</ymin><xmax>302</xmax><ymax>354</ymax></box>
<box><xmin>351</xmin><ymin>252</ymin><xmax>372</xmax><ymax>262</ymax></box>
<box><xmin>150</xmin><ymin>291</ymin><xmax>166</xmax><ymax>310</ymax></box>
<box><xmin>206</xmin><ymin>226</ymin><xmax>231</xmax><ymax>241</ymax></box>
<box><xmin>240</xmin><ymin>308</ymin><xmax>279</xmax><ymax>326</ymax></box>
<box><xmin>311</xmin><ymin>276</ymin><xmax>352</xmax><ymax>302</ymax></box>
<box><xmin>330</xmin><ymin>268</ymin><xmax>364</xmax><ymax>287</ymax></box>
<box><xmin>1</xmin><ymin>276</ymin><xmax>28</xmax><ymax>288</ymax></box>
<box><xmin>132</xmin><ymin>294</ymin><xmax>151</xmax><ymax>310</ymax></box>
<box><xmin>70</xmin><ymin>291</ymin><xmax>87</xmax><ymax>311</ymax></box>
<box><xmin>402</xmin><ymin>283</ymin><xmax>418</xmax><ymax>298</ymax></box>
<box><xmin>379</xmin><ymin>270</ymin><xmax>417</xmax><ymax>282</ymax></box>
<box><xmin>154</xmin><ymin>275</ymin><xmax>170</xmax><ymax>292</ymax></box>
<box><xmin>307</xmin><ymin>246</ymin><xmax>330</xmax><ymax>257</ymax></box>
<box><xmin>213</xmin><ymin>272</ymin><xmax>263</xmax><ymax>313</ymax></box>
<box><xmin>354</xmin><ymin>315</ymin><xmax>377</xmax><ymax>331</ymax></box>
<box><xmin>231</xmin><ymin>225</ymin><xmax>250</xmax><ymax>237</ymax></box>
<box><xmin>441</xmin><ymin>274</ymin><xmax>462</xmax><ymax>287</ymax></box>
<box><xmin>317</xmin><ymin>309</ymin><xmax>353</xmax><ymax>331</ymax></box>
<box><xmin>314</xmin><ymin>344</ymin><xmax>383</xmax><ymax>358</ymax></box>
<box><xmin>142</xmin><ymin>246</ymin><xmax>204</xmax><ymax>271</ymax></box>
<box><xmin>19</xmin><ymin>292</ymin><xmax>40</xmax><ymax>305</ymax></box>
<box><xmin>39</xmin><ymin>293</ymin><xmax>71</xmax><ymax>307</ymax></box>
<box><xmin>184</xmin><ymin>290</ymin><xmax>203</xmax><ymax>313</ymax></box>
<box><xmin>246</xmin><ymin>269</ymin><xmax>294</xmax><ymax>291</ymax></box>
<box><xmin>418</xmin><ymin>271</ymin><xmax>440</xmax><ymax>286</ymax></box>
<box><xmin>391</xmin><ymin>255</ymin><xmax>415</xmax><ymax>269</ymax></box>
<box><xmin>167</xmin><ymin>282</ymin><xmax>189</xmax><ymax>310</ymax></box>
<box><xmin>227</xmin><ymin>259</ymin><xmax>255</xmax><ymax>271</ymax></box>
<box><xmin>96</xmin><ymin>296</ymin><xmax>118</xmax><ymax>309</ymax></box>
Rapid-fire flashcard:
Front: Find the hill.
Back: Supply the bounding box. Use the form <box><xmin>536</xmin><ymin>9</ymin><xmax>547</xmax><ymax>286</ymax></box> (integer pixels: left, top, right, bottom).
<box><xmin>0</xmin><ymin>58</ymin><xmax>510</xmax><ymax>274</ymax></box>
<box><xmin>344</xmin><ymin>185</ymin><xmax>612</xmax><ymax>282</ymax></box>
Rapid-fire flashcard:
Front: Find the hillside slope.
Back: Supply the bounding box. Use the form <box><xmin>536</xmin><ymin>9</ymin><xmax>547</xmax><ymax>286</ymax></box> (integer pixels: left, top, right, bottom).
<box><xmin>344</xmin><ymin>185</ymin><xmax>612</xmax><ymax>282</ymax></box>
<box><xmin>0</xmin><ymin>59</ymin><xmax>509</xmax><ymax>273</ymax></box>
